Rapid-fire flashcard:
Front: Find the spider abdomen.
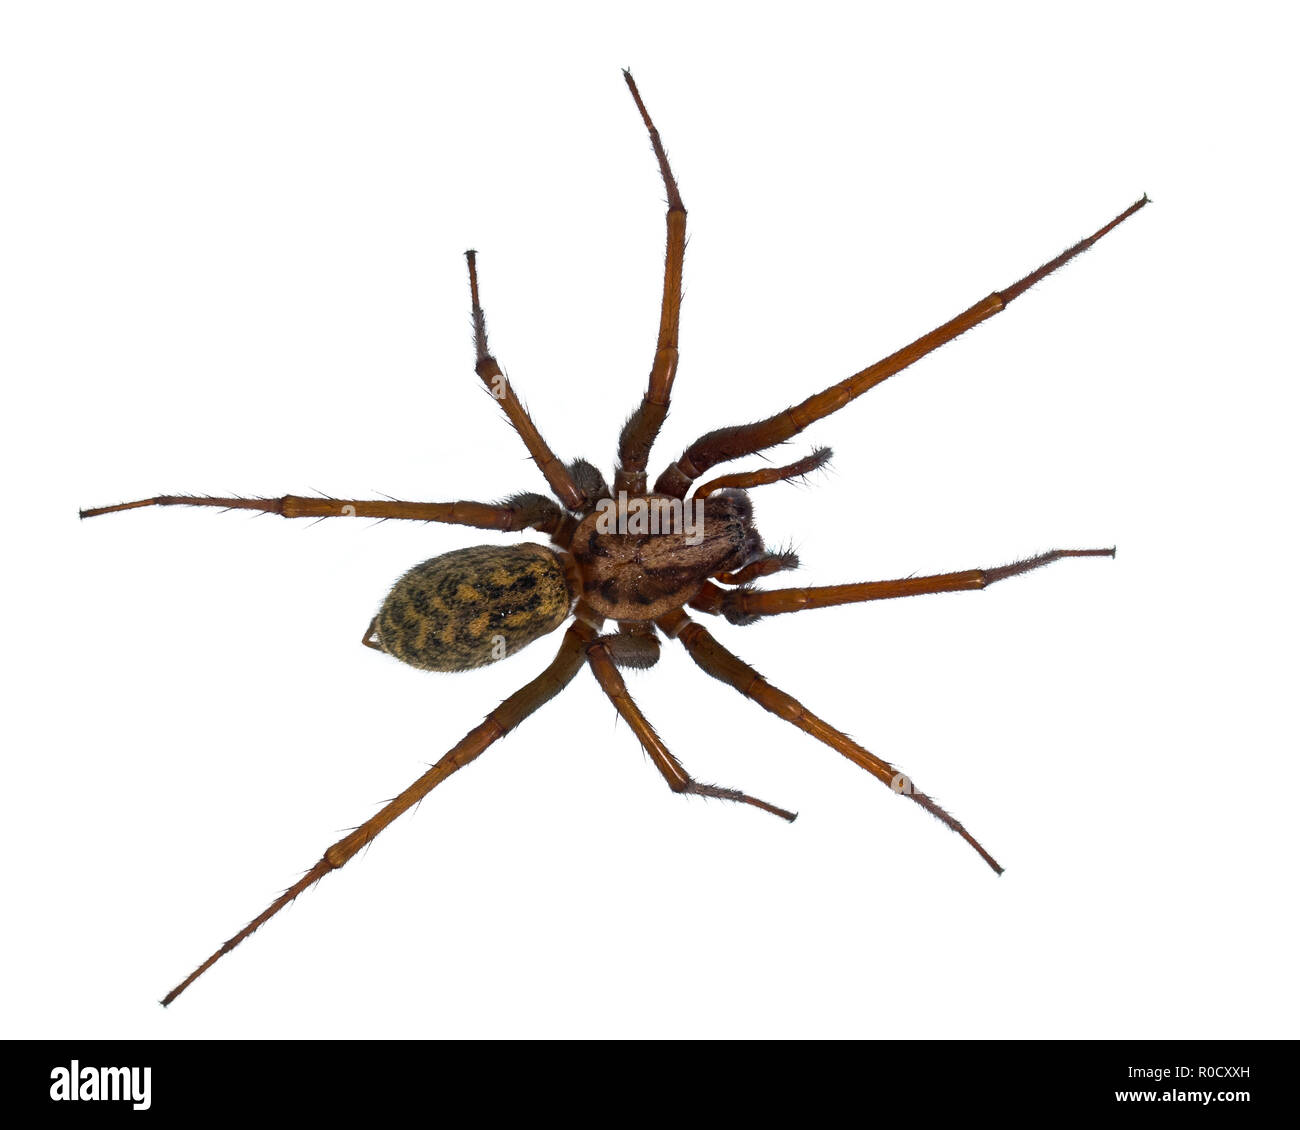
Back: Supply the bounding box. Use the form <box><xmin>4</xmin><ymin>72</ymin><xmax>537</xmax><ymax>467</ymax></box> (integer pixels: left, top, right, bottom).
<box><xmin>376</xmin><ymin>544</ymin><xmax>576</xmax><ymax>672</ymax></box>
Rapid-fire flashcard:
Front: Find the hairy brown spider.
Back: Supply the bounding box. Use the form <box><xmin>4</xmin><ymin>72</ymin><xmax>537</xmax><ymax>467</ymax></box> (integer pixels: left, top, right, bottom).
<box><xmin>81</xmin><ymin>72</ymin><xmax>1145</xmax><ymax>1005</ymax></box>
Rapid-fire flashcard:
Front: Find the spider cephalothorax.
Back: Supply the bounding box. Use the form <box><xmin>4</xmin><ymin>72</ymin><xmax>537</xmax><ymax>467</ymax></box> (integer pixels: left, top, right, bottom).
<box><xmin>571</xmin><ymin>489</ymin><xmax>765</xmax><ymax>621</ymax></box>
<box><xmin>81</xmin><ymin>71</ymin><xmax>1145</xmax><ymax>1004</ymax></box>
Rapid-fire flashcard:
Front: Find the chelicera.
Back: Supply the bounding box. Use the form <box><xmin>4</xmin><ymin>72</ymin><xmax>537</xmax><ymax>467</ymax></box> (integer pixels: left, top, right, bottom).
<box><xmin>81</xmin><ymin>72</ymin><xmax>1145</xmax><ymax>1004</ymax></box>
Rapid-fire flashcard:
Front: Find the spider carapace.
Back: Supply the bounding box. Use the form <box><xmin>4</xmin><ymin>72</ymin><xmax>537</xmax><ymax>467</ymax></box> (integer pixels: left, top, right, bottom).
<box><xmin>81</xmin><ymin>72</ymin><xmax>1146</xmax><ymax>1004</ymax></box>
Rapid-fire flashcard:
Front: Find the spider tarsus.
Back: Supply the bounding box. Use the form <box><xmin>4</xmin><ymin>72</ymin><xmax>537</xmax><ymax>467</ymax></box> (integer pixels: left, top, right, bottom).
<box><xmin>79</xmin><ymin>498</ymin><xmax>155</xmax><ymax>519</ymax></box>
<box><xmin>908</xmin><ymin>788</ymin><xmax>1003</xmax><ymax>875</ymax></box>
<box><xmin>747</xmin><ymin>797</ymin><xmax>798</xmax><ymax>823</ymax></box>
<box><xmin>694</xmin><ymin>446</ymin><xmax>833</xmax><ymax>500</ymax></box>
<box><xmin>999</xmin><ymin>194</ymin><xmax>1148</xmax><ymax>306</ymax></box>
<box><xmin>981</xmin><ymin>546</ymin><xmax>1116</xmax><ymax>587</ymax></box>
<box><xmin>620</xmin><ymin>69</ymin><xmax>684</xmax><ymax>216</ymax></box>
<box><xmin>678</xmin><ymin>778</ymin><xmax>795</xmax><ymax>823</ymax></box>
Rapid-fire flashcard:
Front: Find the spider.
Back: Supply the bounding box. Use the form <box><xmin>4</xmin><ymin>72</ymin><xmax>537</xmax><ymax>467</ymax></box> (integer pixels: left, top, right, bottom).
<box><xmin>81</xmin><ymin>72</ymin><xmax>1145</xmax><ymax>1005</ymax></box>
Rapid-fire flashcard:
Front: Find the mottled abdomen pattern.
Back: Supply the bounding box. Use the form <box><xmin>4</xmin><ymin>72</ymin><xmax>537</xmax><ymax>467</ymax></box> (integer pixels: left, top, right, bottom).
<box><xmin>376</xmin><ymin>544</ymin><xmax>574</xmax><ymax>672</ymax></box>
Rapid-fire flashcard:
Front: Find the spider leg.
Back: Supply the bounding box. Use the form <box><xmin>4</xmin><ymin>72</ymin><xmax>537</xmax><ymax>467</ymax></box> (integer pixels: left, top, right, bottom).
<box><xmin>654</xmin><ymin>196</ymin><xmax>1149</xmax><ymax>498</ymax></box>
<box><xmin>567</xmin><ymin>459</ymin><xmax>613</xmax><ymax>506</ymax></box>
<box><xmin>465</xmin><ymin>250</ymin><xmax>587</xmax><ymax>511</ymax></box>
<box><xmin>713</xmin><ymin>550</ymin><xmax>801</xmax><ymax>587</ymax></box>
<box><xmin>656</xmin><ymin>609</ymin><xmax>1002</xmax><ymax>873</ymax></box>
<box><xmin>79</xmin><ymin>491</ymin><xmax>565</xmax><ymax>533</ymax></box>
<box><xmin>586</xmin><ymin>638</ymin><xmax>797</xmax><ymax>822</ymax></box>
<box><xmin>693</xmin><ymin>447</ymin><xmax>832</xmax><ymax>500</ymax></box>
<box><xmin>160</xmin><ymin>619</ymin><xmax>596</xmax><ymax>1005</ymax></box>
<box><xmin>614</xmin><ymin>70</ymin><xmax>686</xmax><ymax>495</ymax></box>
<box><xmin>597</xmin><ymin>623</ymin><xmax>662</xmax><ymax>670</ymax></box>
<box><xmin>694</xmin><ymin>547</ymin><xmax>1115</xmax><ymax>623</ymax></box>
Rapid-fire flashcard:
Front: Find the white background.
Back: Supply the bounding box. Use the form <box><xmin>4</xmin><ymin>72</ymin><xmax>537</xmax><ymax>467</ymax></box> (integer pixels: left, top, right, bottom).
<box><xmin>4</xmin><ymin>1</ymin><xmax>1297</xmax><ymax>1039</ymax></box>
